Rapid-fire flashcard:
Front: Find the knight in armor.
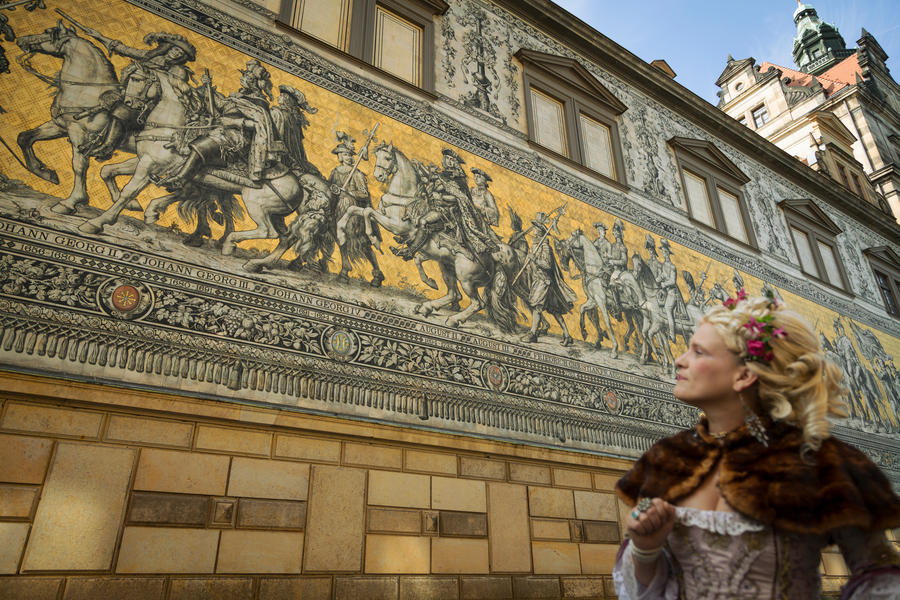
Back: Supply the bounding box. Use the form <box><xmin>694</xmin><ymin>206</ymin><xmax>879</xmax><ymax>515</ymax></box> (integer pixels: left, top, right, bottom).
<box><xmin>657</xmin><ymin>238</ymin><xmax>678</xmax><ymax>341</ymax></box>
<box><xmin>76</xmin><ymin>28</ymin><xmax>196</xmax><ymax>160</ymax></box>
<box><xmin>164</xmin><ymin>60</ymin><xmax>285</xmax><ymax>190</ymax></box>
<box><xmin>592</xmin><ymin>222</ymin><xmax>612</xmax><ymax>277</ymax></box>
<box><xmin>521</xmin><ymin>212</ymin><xmax>576</xmax><ymax>345</ymax></box>
<box><xmin>607</xmin><ymin>218</ymin><xmax>628</xmax><ymax>286</ymax></box>
<box><xmin>470</xmin><ymin>168</ymin><xmax>499</xmax><ymax>228</ymax></box>
<box><xmin>271</xmin><ymin>84</ymin><xmax>320</xmax><ymax>177</ymax></box>
<box><xmin>392</xmin><ymin>148</ymin><xmax>498</xmax><ymax>262</ymax></box>
<box><xmin>327</xmin><ymin>133</ymin><xmax>384</xmax><ymax>286</ymax></box>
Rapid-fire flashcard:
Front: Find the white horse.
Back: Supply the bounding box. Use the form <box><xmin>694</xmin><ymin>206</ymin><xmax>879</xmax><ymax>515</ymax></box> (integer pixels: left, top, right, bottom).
<box><xmin>339</xmin><ymin>142</ymin><xmax>520</xmax><ymax>330</ymax></box>
<box><xmin>16</xmin><ymin>21</ymin><xmax>120</xmax><ymax>214</ymax></box>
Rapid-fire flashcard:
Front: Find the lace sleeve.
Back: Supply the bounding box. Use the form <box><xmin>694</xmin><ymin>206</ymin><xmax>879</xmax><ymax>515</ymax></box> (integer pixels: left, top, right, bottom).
<box><xmin>612</xmin><ymin>540</ymin><xmax>677</xmax><ymax>600</ymax></box>
<box><xmin>834</xmin><ymin>528</ymin><xmax>900</xmax><ymax>600</ymax></box>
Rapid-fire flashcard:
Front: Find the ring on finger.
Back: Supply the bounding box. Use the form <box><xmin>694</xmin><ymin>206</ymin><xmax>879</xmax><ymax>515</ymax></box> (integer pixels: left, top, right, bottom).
<box><xmin>632</xmin><ymin>497</ymin><xmax>654</xmax><ymax>520</ymax></box>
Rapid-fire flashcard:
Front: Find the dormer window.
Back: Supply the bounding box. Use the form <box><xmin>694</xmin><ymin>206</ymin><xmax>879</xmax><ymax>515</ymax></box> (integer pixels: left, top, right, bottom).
<box><xmin>668</xmin><ymin>137</ymin><xmax>756</xmax><ymax>247</ymax></box>
<box><xmin>864</xmin><ymin>247</ymin><xmax>900</xmax><ymax>318</ymax></box>
<box><xmin>780</xmin><ymin>199</ymin><xmax>850</xmax><ymax>291</ymax></box>
<box><xmin>517</xmin><ymin>49</ymin><xmax>628</xmax><ymax>185</ymax></box>
<box><xmin>278</xmin><ymin>0</ymin><xmax>448</xmax><ymax>92</ymax></box>
<box><xmin>751</xmin><ymin>104</ymin><xmax>769</xmax><ymax>128</ymax></box>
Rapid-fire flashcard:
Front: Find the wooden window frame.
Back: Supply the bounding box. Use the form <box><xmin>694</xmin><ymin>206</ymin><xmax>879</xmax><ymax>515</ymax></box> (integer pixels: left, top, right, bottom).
<box><xmin>516</xmin><ymin>48</ymin><xmax>628</xmax><ymax>188</ymax></box>
<box><xmin>864</xmin><ymin>247</ymin><xmax>900</xmax><ymax>318</ymax></box>
<box><xmin>751</xmin><ymin>104</ymin><xmax>769</xmax><ymax>128</ymax></box>
<box><xmin>668</xmin><ymin>137</ymin><xmax>757</xmax><ymax>249</ymax></box>
<box><xmin>780</xmin><ymin>199</ymin><xmax>851</xmax><ymax>292</ymax></box>
<box><xmin>277</xmin><ymin>0</ymin><xmax>447</xmax><ymax>93</ymax></box>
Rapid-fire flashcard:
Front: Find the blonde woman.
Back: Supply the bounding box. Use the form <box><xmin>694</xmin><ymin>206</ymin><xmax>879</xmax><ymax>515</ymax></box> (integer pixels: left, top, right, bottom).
<box><xmin>614</xmin><ymin>290</ymin><xmax>900</xmax><ymax>599</ymax></box>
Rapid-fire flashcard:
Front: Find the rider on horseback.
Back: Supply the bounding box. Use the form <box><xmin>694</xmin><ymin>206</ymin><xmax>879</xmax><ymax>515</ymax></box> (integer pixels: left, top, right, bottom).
<box><xmin>392</xmin><ymin>148</ymin><xmax>499</xmax><ymax>263</ymax></box>
<box><xmin>164</xmin><ymin>59</ymin><xmax>286</xmax><ymax>190</ymax></box>
<box><xmin>76</xmin><ymin>27</ymin><xmax>196</xmax><ymax>160</ymax></box>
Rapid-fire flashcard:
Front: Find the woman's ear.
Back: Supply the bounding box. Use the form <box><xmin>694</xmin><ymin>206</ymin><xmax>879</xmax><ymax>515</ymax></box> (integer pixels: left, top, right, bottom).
<box><xmin>733</xmin><ymin>365</ymin><xmax>758</xmax><ymax>392</ymax></box>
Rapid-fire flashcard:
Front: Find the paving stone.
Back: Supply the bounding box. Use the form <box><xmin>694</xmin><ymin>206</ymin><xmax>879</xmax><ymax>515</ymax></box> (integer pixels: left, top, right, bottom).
<box><xmin>0</xmin><ymin>403</ymin><xmax>101</xmax><ymax>438</ymax></box>
<box><xmin>432</xmin><ymin>477</ymin><xmax>486</xmax><ymax>512</ymax></box>
<box><xmin>134</xmin><ymin>448</ymin><xmax>229</xmax><ymax>496</ymax></box>
<box><xmin>532</xmin><ymin>541</ymin><xmax>582</xmax><ymax>575</ymax></box>
<box><xmin>406</xmin><ymin>450</ymin><xmax>457</xmax><ymax>475</ymax></box>
<box><xmin>105</xmin><ymin>415</ymin><xmax>193</xmax><ymax>447</ymax></box>
<box><xmin>0</xmin><ymin>484</ymin><xmax>38</xmax><ymax>518</ymax></box>
<box><xmin>62</xmin><ymin>577</ymin><xmax>166</xmax><ymax>600</ymax></box>
<box><xmin>368</xmin><ymin>470</ymin><xmax>430</xmax><ymax>508</ymax></box>
<box><xmin>573</xmin><ymin>492</ymin><xmax>617</xmax><ymax>522</ymax></box>
<box><xmin>367</xmin><ymin>507</ymin><xmax>422</xmax><ymax>534</ymax></box>
<box><xmin>258</xmin><ymin>577</ymin><xmax>332</xmax><ymax>600</ymax></box>
<box><xmin>195</xmin><ymin>425</ymin><xmax>271</xmax><ymax>456</ymax></box>
<box><xmin>578</xmin><ymin>544</ymin><xmax>618</xmax><ymax>575</ymax></box>
<box><xmin>304</xmin><ymin>466</ymin><xmax>366</xmax><ymax>571</ymax></box>
<box><xmin>400</xmin><ymin>576</ymin><xmax>459</xmax><ymax>600</ymax></box>
<box><xmin>365</xmin><ymin>534</ymin><xmax>430</xmax><ymax>573</ymax></box>
<box><xmin>432</xmin><ymin>538</ymin><xmax>489</xmax><ymax>574</ymax></box>
<box><xmin>551</xmin><ymin>470</ymin><xmax>592</xmax><ymax>489</ymax></box>
<box><xmin>531</xmin><ymin>519</ymin><xmax>572</xmax><ymax>540</ymax></box>
<box><xmin>460</xmin><ymin>576</ymin><xmax>513</xmax><ymax>599</ymax></box>
<box><xmin>0</xmin><ymin>434</ymin><xmax>53</xmax><ymax>484</ymax></box>
<box><xmin>23</xmin><ymin>443</ymin><xmax>134</xmax><ymax>571</ymax></box>
<box><xmin>512</xmin><ymin>576</ymin><xmax>562</xmax><ymax>599</ymax></box>
<box><xmin>459</xmin><ymin>457</ymin><xmax>506</xmax><ymax>480</ymax></box>
<box><xmin>228</xmin><ymin>457</ymin><xmax>309</xmax><ymax>500</ymax></box>
<box><xmin>343</xmin><ymin>443</ymin><xmax>402</xmax><ymax>469</ymax></box>
<box><xmin>528</xmin><ymin>487</ymin><xmax>575</xmax><ymax>519</ymax></box>
<box><xmin>439</xmin><ymin>511</ymin><xmax>487</xmax><ymax>537</ymax></box>
<box><xmin>168</xmin><ymin>578</ymin><xmax>253</xmax><ymax>600</ymax></box>
<box><xmin>217</xmin><ymin>530</ymin><xmax>304</xmax><ymax>573</ymax></box>
<box><xmin>0</xmin><ymin>522</ymin><xmax>29</xmax><ymax>573</ymax></box>
<box><xmin>274</xmin><ymin>435</ymin><xmax>341</xmax><ymax>463</ymax></box>
<box><xmin>116</xmin><ymin>527</ymin><xmax>219</xmax><ymax>573</ymax></box>
<box><xmin>334</xmin><ymin>576</ymin><xmax>398</xmax><ymax>600</ymax></box>
<box><xmin>127</xmin><ymin>492</ymin><xmax>208</xmax><ymax>526</ymax></box>
<box><xmin>509</xmin><ymin>463</ymin><xmax>551</xmax><ymax>485</ymax></box>
<box><xmin>488</xmin><ymin>483</ymin><xmax>531</xmax><ymax>572</ymax></box>
<box><xmin>559</xmin><ymin>576</ymin><xmax>606</xmax><ymax>598</ymax></box>
<box><xmin>0</xmin><ymin>577</ymin><xmax>63</xmax><ymax>600</ymax></box>
<box><xmin>582</xmin><ymin>521</ymin><xmax>619</xmax><ymax>544</ymax></box>
<box><xmin>237</xmin><ymin>498</ymin><xmax>306</xmax><ymax>529</ymax></box>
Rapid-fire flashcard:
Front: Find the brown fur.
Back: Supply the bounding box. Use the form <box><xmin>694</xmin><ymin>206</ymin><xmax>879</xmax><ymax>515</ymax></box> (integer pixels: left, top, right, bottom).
<box><xmin>616</xmin><ymin>419</ymin><xmax>900</xmax><ymax>535</ymax></box>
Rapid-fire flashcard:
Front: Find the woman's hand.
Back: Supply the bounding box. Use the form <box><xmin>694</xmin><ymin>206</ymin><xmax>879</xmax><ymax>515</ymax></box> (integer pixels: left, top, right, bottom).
<box><xmin>626</xmin><ymin>497</ymin><xmax>676</xmax><ymax>551</ymax></box>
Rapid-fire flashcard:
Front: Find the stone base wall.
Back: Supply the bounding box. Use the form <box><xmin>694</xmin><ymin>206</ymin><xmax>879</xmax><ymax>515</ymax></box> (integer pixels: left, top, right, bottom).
<box><xmin>0</xmin><ymin>372</ymin><xmax>857</xmax><ymax>599</ymax></box>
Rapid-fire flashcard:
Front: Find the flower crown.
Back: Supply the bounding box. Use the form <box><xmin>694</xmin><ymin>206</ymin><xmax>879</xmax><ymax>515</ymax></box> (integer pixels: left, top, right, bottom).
<box><xmin>724</xmin><ymin>287</ymin><xmax>786</xmax><ymax>363</ymax></box>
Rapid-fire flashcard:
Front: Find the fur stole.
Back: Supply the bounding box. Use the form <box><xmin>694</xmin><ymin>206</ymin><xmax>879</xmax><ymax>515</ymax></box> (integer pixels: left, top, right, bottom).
<box><xmin>616</xmin><ymin>418</ymin><xmax>900</xmax><ymax>535</ymax></box>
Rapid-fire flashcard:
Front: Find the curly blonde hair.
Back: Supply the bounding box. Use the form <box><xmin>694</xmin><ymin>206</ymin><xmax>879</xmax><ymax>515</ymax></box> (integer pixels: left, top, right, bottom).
<box><xmin>701</xmin><ymin>295</ymin><xmax>847</xmax><ymax>452</ymax></box>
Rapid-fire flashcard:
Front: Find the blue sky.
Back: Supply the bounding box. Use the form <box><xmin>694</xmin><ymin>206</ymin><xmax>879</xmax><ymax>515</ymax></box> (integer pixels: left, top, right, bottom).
<box><xmin>554</xmin><ymin>0</ymin><xmax>900</xmax><ymax>104</ymax></box>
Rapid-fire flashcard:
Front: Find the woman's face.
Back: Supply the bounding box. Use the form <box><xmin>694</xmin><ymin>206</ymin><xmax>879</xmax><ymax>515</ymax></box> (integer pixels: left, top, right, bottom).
<box><xmin>674</xmin><ymin>322</ymin><xmax>745</xmax><ymax>408</ymax></box>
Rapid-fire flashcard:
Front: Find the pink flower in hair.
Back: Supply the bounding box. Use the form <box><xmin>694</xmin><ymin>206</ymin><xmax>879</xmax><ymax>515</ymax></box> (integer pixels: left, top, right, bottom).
<box><xmin>744</xmin><ymin>317</ymin><xmax>765</xmax><ymax>334</ymax></box>
<box><xmin>724</xmin><ymin>297</ymin><xmax>737</xmax><ymax>309</ymax></box>
<box><xmin>771</xmin><ymin>327</ymin><xmax>786</xmax><ymax>339</ymax></box>
<box><xmin>746</xmin><ymin>339</ymin><xmax>765</xmax><ymax>357</ymax></box>
<box><xmin>736</xmin><ymin>288</ymin><xmax>748</xmax><ymax>301</ymax></box>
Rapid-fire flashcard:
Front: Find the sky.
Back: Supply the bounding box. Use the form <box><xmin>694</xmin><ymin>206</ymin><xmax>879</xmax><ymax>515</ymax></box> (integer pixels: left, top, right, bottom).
<box><xmin>553</xmin><ymin>0</ymin><xmax>900</xmax><ymax>105</ymax></box>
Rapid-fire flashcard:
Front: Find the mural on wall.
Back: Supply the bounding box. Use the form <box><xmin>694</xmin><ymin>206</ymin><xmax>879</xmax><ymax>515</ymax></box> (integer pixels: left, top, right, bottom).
<box><xmin>0</xmin><ymin>1</ymin><xmax>898</xmax><ymax>466</ymax></box>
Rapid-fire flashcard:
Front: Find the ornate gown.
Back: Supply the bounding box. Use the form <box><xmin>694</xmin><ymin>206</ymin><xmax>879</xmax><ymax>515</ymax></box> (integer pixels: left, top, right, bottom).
<box><xmin>613</xmin><ymin>419</ymin><xmax>900</xmax><ymax>599</ymax></box>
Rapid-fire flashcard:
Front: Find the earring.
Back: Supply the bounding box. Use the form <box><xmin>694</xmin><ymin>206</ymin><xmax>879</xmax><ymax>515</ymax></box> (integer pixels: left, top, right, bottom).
<box><xmin>740</xmin><ymin>392</ymin><xmax>769</xmax><ymax>447</ymax></box>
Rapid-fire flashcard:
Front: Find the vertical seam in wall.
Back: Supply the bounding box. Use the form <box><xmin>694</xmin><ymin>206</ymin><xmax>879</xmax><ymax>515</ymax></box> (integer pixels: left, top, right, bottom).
<box><xmin>108</xmin><ymin>443</ymin><xmax>140</xmax><ymax>575</ymax></box>
<box><xmin>17</xmin><ymin>435</ymin><xmax>59</xmax><ymax>574</ymax></box>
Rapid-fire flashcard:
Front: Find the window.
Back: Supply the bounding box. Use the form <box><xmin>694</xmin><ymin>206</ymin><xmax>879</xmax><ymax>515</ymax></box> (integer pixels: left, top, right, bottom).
<box><xmin>780</xmin><ymin>199</ymin><xmax>850</xmax><ymax>291</ymax></box>
<box><xmin>751</xmin><ymin>105</ymin><xmax>769</xmax><ymax>128</ymax></box>
<box><xmin>737</xmin><ymin>116</ymin><xmax>747</xmax><ymax>127</ymax></box>
<box><xmin>668</xmin><ymin>137</ymin><xmax>756</xmax><ymax>247</ymax></box>
<box><xmin>850</xmin><ymin>173</ymin><xmax>862</xmax><ymax>195</ymax></box>
<box><xmin>864</xmin><ymin>247</ymin><xmax>900</xmax><ymax>318</ymax></box>
<box><xmin>516</xmin><ymin>49</ymin><xmax>628</xmax><ymax>185</ymax></box>
<box><xmin>278</xmin><ymin>0</ymin><xmax>448</xmax><ymax>91</ymax></box>
<box><xmin>837</xmin><ymin>163</ymin><xmax>850</xmax><ymax>188</ymax></box>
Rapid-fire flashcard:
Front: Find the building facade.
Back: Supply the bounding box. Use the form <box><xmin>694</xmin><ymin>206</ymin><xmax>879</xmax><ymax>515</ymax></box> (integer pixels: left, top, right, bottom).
<box><xmin>0</xmin><ymin>0</ymin><xmax>898</xmax><ymax>598</ymax></box>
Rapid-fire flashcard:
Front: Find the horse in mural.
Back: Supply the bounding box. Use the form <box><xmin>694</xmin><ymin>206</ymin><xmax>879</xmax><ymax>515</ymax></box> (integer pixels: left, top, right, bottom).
<box><xmin>16</xmin><ymin>21</ymin><xmax>121</xmax><ymax>214</ymax></box>
<box><xmin>337</xmin><ymin>142</ymin><xmax>520</xmax><ymax>331</ymax></box>
<box><xmin>630</xmin><ymin>253</ymin><xmax>678</xmax><ymax>369</ymax></box>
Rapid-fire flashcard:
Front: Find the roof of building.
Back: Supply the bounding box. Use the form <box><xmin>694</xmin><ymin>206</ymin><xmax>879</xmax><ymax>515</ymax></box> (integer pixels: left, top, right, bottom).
<box><xmin>758</xmin><ymin>53</ymin><xmax>860</xmax><ymax>98</ymax></box>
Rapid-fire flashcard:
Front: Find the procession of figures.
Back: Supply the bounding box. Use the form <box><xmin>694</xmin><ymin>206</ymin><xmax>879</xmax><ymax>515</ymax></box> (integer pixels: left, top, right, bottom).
<box><xmin>1</xmin><ymin>12</ymin><xmax>898</xmax><ymax>432</ymax></box>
